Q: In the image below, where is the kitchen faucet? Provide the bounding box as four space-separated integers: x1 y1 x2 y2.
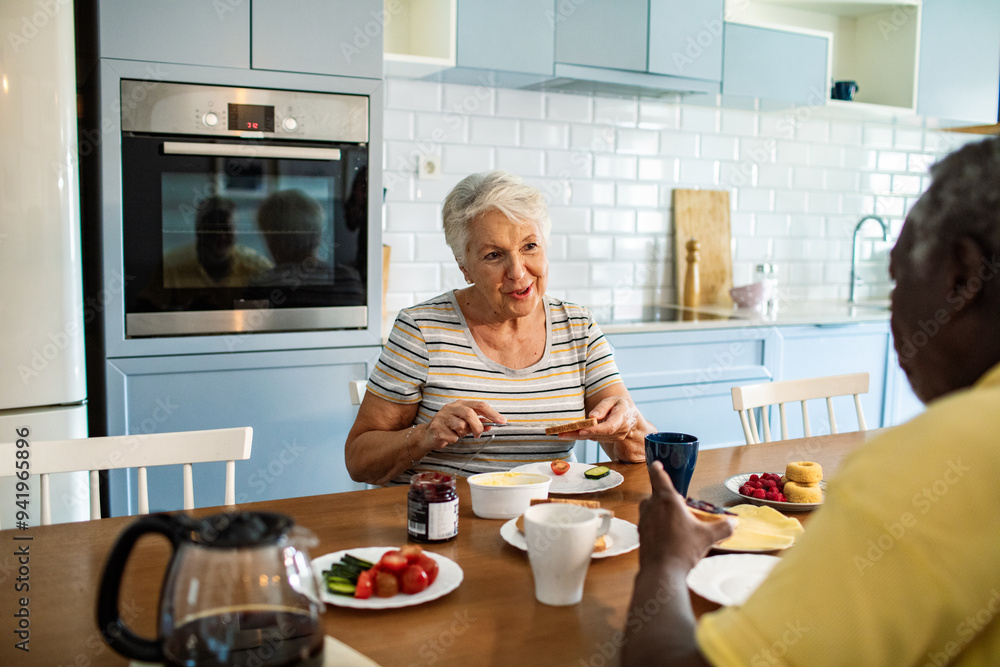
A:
849 215 891 303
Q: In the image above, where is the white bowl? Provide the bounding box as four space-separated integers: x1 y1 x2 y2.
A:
729 282 767 309
467 472 552 519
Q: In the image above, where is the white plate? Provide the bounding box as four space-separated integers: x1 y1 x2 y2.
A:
509 462 624 494
312 547 462 609
499 516 639 559
686 554 781 606
724 473 826 512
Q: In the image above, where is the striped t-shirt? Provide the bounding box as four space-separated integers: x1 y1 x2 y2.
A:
367 291 623 483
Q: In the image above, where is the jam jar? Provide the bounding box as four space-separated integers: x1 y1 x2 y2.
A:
407 472 458 543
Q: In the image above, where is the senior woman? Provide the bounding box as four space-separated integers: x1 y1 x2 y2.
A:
345 170 654 485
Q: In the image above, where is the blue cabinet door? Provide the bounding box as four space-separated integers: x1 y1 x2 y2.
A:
722 23 828 105
251 0 384 79
457 0 555 75
648 0 724 82
105 347 380 516
775 324 892 439
99 0 251 69
916 0 1000 124
554 0 649 72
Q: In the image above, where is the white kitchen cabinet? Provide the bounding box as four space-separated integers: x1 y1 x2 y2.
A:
383 0 457 77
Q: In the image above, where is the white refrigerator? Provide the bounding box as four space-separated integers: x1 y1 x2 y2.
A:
0 0 90 526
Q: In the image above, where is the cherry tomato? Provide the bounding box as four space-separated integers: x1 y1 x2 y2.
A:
374 570 399 598
400 564 430 595
550 460 571 475
377 550 409 575
354 569 375 599
415 553 439 585
400 544 424 563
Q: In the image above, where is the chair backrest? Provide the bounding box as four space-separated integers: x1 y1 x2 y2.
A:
0 427 252 526
731 373 869 444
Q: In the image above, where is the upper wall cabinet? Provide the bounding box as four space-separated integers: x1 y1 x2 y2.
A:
916 0 1000 125
722 23 829 105
99 0 251 69
456 0 554 77
552 0 724 94
725 0 921 112
98 0 383 79
384 0 457 78
252 0 384 79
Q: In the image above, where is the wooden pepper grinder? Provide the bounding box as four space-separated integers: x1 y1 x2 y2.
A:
683 238 701 309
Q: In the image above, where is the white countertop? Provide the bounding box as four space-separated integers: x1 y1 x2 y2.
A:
598 300 890 334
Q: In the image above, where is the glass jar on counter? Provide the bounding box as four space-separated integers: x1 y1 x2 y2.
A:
754 262 779 316
407 472 459 543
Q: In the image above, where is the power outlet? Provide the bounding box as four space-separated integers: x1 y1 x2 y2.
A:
418 154 442 180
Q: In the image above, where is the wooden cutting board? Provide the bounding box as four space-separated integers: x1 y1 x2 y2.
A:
672 189 733 306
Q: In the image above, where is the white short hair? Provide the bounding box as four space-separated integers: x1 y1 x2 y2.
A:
442 171 551 266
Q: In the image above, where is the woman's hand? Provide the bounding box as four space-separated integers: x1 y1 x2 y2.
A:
569 388 654 462
638 461 734 571
412 400 505 454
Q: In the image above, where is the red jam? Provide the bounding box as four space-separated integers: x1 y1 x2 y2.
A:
407 472 458 543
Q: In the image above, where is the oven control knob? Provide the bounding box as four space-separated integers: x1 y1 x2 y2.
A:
282 116 298 132
202 112 219 128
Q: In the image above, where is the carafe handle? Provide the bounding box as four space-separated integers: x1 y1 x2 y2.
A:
96 513 188 662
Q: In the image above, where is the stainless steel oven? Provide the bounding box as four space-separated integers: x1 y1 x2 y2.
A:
120 80 371 337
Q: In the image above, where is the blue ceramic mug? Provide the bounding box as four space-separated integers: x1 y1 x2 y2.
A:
644 432 699 496
831 80 859 101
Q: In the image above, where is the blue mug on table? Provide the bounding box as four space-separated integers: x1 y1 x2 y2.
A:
831 80 859 101
644 432 699 496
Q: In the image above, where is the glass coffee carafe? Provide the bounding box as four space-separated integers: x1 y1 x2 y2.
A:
97 511 325 666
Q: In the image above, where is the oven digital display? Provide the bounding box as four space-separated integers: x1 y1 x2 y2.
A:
228 103 275 132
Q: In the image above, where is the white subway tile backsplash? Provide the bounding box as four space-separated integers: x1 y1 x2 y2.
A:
720 109 757 136
382 79 938 315
443 84 496 116
593 209 636 233
469 117 518 145
638 157 679 181
386 202 441 232
442 145 493 174
496 147 545 176
571 124 616 151
680 106 720 133
660 130 699 158
549 206 591 233
595 155 638 180
547 150 593 178
522 120 570 149
386 79 441 111
638 100 679 129
568 235 615 260
546 93 593 123
701 135 739 160
617 128 660 155
495 89 544 119
617 183 659 207
384 110 414 140
569 180 615 206
678 158 718 185
595 97 639 126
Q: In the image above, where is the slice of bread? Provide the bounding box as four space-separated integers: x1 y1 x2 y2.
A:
515 497 612 552
544 417 598 435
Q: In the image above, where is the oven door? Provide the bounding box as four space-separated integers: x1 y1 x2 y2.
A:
121 135 368 337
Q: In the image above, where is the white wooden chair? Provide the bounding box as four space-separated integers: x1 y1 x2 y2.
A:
0 427 252 526
731 373 869 444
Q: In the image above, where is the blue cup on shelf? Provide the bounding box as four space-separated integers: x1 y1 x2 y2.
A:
644 432 700 496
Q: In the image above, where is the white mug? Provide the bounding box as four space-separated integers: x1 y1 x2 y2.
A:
523 503 613 606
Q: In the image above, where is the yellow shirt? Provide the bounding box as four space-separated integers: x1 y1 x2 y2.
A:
697 363 1000 666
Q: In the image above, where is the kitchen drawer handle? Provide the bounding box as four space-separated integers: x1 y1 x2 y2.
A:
162 141 342 161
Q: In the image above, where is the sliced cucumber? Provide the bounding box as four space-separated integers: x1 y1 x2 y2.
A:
342 554 376 570
584 465 611 480
325 577 357 596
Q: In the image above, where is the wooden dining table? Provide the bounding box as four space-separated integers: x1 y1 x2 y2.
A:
0 430 875 666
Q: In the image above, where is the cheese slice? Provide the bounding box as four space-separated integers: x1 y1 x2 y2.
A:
716 504 804 551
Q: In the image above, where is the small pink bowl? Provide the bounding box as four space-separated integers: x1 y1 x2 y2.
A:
729 282 767 309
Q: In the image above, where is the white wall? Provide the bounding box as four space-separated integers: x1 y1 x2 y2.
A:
381 77 979 320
